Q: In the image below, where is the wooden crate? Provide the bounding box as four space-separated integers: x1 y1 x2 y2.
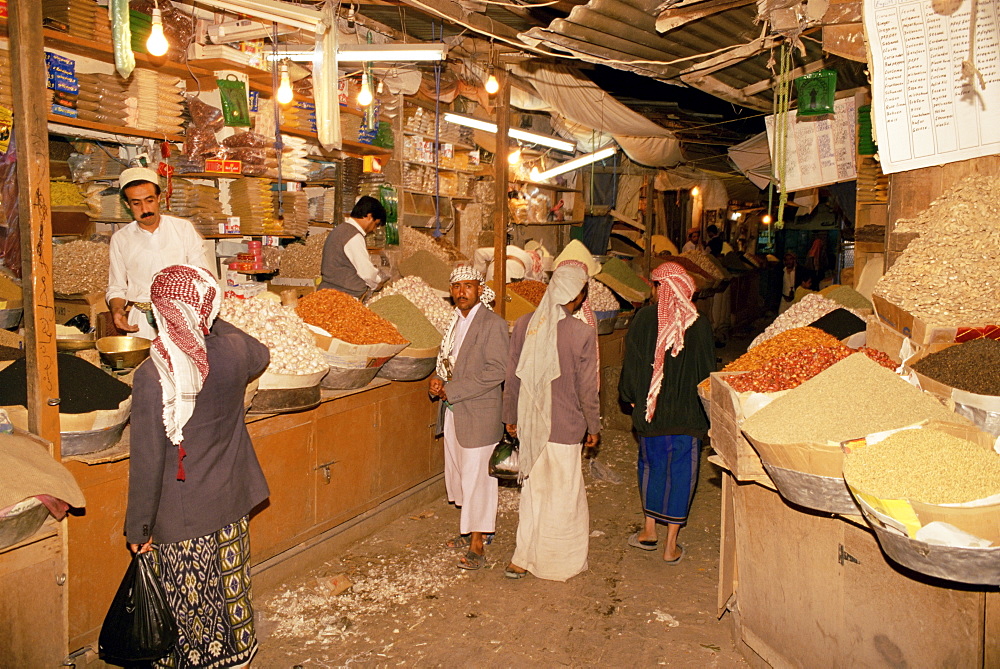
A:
708 372 769 482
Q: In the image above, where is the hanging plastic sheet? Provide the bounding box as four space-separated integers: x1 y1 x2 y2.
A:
314 2 342 152
110 0 135 79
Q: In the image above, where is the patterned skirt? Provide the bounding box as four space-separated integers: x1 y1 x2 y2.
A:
150 516 257 669
637 435 700 524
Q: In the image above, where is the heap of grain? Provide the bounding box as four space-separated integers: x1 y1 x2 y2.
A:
874 175 1000 325
220 296 327 375
0 354 130 413
750 293 861 349
368 276 453 334
911 339 1000 396
296 289 406 345
844 428 1000 503
52 240 109 295
368 295 442 349
820 285 873 311
278 231 328 279
742 353 967 444
680 251 727 279
392 226 451 265
508 280 547 306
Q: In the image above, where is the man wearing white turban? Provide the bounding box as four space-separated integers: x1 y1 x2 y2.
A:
429 265 508 570
502 262 600 581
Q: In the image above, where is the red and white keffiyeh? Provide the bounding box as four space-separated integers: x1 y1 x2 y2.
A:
645 262 698 422
150 265 221 479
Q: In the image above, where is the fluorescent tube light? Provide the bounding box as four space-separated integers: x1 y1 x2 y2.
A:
443 113 576 152
265 51 317 62
337 44 447 62
533 145 617 181
198 0 322 31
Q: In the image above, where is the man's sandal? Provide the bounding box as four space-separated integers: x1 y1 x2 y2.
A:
504 564 527 579
458 550 485 570
446 533 494 549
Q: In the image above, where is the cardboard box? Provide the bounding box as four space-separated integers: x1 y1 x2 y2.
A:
872 294 1000 346
0 272 22 310
53 290 107 325
708 372 770 482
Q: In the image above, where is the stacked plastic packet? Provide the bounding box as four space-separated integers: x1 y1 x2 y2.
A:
76 73 129 126
306 188 338 224
82 183 130 220
280 134 310 182
230 177 277 235
46 52 78 119
167 179 228 236
283 100 316 133
274 190 309 238
127 70 185 135
0 50 11 110
43 0 99 40
221 131 277 179
341 157 362 215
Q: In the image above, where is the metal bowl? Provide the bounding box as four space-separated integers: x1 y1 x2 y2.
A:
56 334 96 352
96 336 151 369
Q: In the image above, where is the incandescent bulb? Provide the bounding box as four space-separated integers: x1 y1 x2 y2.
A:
508 147 521 165
485 72 499 95
691 186 700 196
276 62 294 105
146 8 169 57
762 214 772 225
529 166 541 181
357 73 373 106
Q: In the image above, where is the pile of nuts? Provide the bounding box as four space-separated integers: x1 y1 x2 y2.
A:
220 296 328 375
588 278 620 312
297 289 407 345
680 251 727 279
875 176 1000 325
369 276 454 334
508 280 547 306
278 232 328 279
395 226 452 264
750 293 860 349
52 240 109 295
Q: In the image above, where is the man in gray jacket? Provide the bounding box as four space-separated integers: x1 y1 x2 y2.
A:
319 195 387 298
429 266 508 570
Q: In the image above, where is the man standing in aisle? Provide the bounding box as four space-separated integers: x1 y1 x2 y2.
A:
619 261 715 564
503 261 600 581
428 266 508 570
320 195 387 298
107 167 211 340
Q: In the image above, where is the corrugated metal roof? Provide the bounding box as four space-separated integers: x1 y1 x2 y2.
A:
356 3 534 41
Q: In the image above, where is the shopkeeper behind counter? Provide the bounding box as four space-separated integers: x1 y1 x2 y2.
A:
320 195 388 298
106 167 211 340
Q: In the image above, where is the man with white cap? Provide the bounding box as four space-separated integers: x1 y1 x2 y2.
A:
428 265 508 570
502 261 600 581
106 167 210 340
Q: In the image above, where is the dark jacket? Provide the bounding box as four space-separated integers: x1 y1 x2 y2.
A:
619 307 714 439
126 319 270 544
319 222 367 297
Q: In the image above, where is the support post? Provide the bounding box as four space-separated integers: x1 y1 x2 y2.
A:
10 0 61 446
493 71 510 318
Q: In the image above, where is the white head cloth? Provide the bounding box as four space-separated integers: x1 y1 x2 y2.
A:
435 265 490 380
514 262 587 480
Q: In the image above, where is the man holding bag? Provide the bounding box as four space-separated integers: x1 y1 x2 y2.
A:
428 266 508 570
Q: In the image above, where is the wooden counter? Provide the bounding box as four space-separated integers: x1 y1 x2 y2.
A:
62 378 443 656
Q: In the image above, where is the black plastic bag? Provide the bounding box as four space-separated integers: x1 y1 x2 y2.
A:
489 431 520 481
99 551 177 665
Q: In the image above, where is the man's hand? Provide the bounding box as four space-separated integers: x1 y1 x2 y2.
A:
111 307 139 333
129 537 153 554
584 432 600 449
428 377 447 401
506 424 517 437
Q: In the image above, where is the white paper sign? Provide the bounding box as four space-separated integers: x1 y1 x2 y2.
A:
864 0 1000 174
765 96 859 192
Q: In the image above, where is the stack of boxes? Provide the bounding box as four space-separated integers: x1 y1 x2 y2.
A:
46 51 78 119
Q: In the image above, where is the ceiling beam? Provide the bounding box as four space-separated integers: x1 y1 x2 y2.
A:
396 0 526 43
678 35 777 78
741 58 825 96
655 0 755 33
680 72 771 111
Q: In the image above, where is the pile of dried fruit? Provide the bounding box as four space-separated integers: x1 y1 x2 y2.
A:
279 231 328 279
508 280 547 306
369 276 453 334
297 289 406 346
220 296 328 375
845 428 1000 503
52 240 109 295
728 347 896 393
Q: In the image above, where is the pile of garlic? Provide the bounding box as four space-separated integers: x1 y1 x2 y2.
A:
369 276 454 334
588 278 620 312
220 295 328 375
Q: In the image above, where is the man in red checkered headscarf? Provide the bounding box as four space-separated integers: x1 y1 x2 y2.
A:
619 261 715 564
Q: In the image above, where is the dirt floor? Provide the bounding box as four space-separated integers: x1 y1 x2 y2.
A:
253 426 747 668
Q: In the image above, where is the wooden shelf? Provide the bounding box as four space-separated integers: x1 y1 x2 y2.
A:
403 160 478 174
278 126 393 157
402 188 473 200
48 115 185 143
511 179 581 193
402 130 474 151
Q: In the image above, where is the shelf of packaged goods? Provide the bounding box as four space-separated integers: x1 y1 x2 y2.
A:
48 115 185 143
511 180 582 193
278 126 393 157
402 188 473 201
403 160 479 174
175 172 239 179
402 130 474 151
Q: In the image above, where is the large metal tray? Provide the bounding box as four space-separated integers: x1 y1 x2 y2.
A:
762 462 861 515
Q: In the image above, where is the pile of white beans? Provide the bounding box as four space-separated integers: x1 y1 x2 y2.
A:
220 296 329 374
370 276 454 334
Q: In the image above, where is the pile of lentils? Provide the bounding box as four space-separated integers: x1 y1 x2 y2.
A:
911 339 1000 396
741 353 968 444
367 295 443 350
844 428 1000 504
508 280 548 306
0 353 131 413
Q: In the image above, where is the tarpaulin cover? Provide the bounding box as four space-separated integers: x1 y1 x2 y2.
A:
510 63 682 167
653 166 729 210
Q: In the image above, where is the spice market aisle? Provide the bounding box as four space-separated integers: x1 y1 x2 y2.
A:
253 428 747 667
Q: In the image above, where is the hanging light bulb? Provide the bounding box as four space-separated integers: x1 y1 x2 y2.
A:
146 7 169 57
357 72 373 107
691 186 700 197
529 166 541 181
762 214 773 225
508 146 522 165
276 60 294 105
485 68 500 95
